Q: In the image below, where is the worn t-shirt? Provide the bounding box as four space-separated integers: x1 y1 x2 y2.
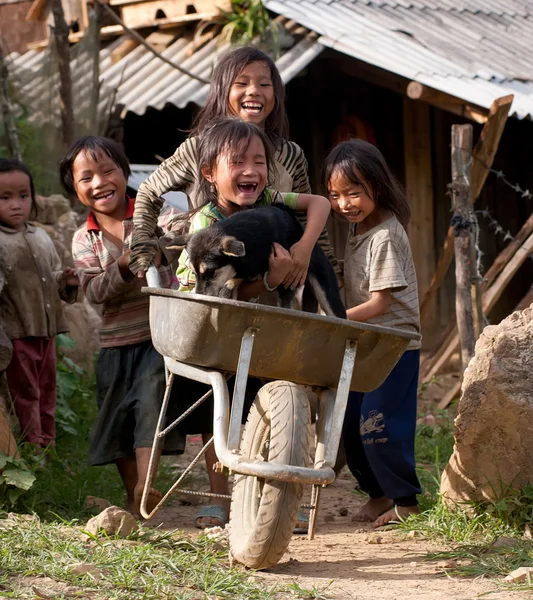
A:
343 215 421 350
176 189 298 292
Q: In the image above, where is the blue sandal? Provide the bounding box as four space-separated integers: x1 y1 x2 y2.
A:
194 505 229 529
293 509 309 534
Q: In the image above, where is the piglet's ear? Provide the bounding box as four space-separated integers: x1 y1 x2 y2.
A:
221 236 245 257
166 234 191 251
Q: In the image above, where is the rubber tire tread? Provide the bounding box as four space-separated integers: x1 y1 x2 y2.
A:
229 381 311 570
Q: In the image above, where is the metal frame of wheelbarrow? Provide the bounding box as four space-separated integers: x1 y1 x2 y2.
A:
140 326 357 541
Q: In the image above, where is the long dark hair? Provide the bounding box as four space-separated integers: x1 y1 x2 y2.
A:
324 139 410 228
192 46 288 147
0 158 37 221
193 116 273 212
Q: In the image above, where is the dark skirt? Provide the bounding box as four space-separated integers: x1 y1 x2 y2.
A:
88 340 185 466
168 375 263 434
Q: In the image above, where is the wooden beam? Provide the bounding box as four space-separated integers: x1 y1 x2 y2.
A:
25 0 46 20
482 232 533 311
403 98 436 337
424 230 533 385
481 211 533 289
111 37 139 63
515 283 533 311
407 81 489 124
437 379 461 410
407 82 467 106
422 210 533 382
0 0 32 6
419 95 514 320
94 0 209 83
338 57 409 97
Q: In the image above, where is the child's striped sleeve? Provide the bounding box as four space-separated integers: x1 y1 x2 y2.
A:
175 210 213 292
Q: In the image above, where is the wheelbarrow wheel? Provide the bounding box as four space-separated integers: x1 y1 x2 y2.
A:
229 381 311 570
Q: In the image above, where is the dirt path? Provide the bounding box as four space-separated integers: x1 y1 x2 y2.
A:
146 439 525 600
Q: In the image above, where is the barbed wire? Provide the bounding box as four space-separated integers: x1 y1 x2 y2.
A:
489 168 533 200
476 208 533 264
475 209 515 244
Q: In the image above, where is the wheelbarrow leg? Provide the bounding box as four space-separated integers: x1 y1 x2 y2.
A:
308 340 358 539
140 372 174 520
308 388 334 540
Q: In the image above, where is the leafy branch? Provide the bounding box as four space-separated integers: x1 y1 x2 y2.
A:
218 0 279 54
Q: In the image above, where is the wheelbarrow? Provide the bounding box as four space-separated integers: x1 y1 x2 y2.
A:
141 269 419 570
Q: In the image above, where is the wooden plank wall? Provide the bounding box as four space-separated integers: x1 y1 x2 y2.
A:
403 97 437 342
0 2 47 54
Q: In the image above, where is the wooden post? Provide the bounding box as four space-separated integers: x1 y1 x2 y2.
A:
88 3 103 135
451 124 476 370
0 46 22 161
51 0 74 148
403 98 436 336
420 95 513 320
423 228 533 385
421 210 533 382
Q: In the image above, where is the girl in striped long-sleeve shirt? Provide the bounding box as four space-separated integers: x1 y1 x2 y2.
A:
129 46 338 278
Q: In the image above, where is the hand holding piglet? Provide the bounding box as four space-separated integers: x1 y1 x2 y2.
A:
265 243 293 290
284 240 312 289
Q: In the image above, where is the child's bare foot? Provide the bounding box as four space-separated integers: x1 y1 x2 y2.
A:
132 484 162 518
351 497 393 522
373 504 420 528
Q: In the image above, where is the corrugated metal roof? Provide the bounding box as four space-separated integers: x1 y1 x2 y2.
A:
263 0 533 118
6 30 324 118
8 1 533 120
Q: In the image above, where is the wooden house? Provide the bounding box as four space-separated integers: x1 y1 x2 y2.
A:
4 0 533 356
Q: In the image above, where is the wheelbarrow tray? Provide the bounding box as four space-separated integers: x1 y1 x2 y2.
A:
146 288 419 392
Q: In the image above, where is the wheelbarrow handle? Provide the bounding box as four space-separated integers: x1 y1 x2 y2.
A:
146 265 162 288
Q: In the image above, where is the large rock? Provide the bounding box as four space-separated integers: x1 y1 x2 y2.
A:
0 375 18 457
441 307 533 504
35 210 81 267
0 330 12 373
0 260 11 372
32 199 100 372
62 299 101 373
34 194 71 225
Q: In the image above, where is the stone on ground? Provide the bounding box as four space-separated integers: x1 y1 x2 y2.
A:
440 307 533 504
85 506 137 538
504 566 533 583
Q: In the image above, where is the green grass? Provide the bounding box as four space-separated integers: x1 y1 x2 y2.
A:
393 407 533 588
414 411 455 510
0 516 285 599
0 344 328 599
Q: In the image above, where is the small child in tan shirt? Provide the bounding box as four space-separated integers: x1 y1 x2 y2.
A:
325 139 422 528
